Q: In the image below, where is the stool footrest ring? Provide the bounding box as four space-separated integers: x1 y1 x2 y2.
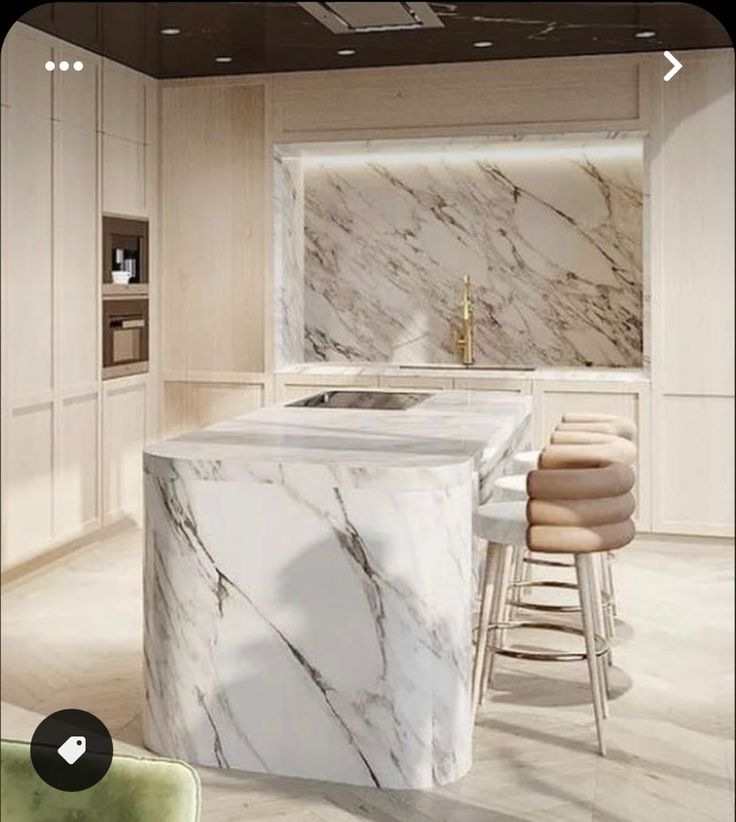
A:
507 580 581 613
486 620 608 662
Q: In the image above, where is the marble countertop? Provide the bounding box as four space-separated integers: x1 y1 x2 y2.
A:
277 362 649 383
145 390 532 483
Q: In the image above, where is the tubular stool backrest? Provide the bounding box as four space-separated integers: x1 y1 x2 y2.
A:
558 413 637 442
525 442 637 555
551 430 626 447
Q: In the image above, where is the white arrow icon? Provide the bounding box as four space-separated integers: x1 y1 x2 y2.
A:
663 51 682 82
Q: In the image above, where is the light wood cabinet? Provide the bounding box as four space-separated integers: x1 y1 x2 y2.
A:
5 107 53 400
102 134 146 217
102 61 146 143
55 122 98 390
5 404 54 567
3 27 52 117
56 393 99 538
103 379 147 523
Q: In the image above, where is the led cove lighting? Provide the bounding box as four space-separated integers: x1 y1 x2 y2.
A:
161 27 181 35
300 142 643 168
474 41 493 48
337 49 356 56
635 30 656 38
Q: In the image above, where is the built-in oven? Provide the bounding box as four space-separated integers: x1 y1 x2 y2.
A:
102 297 149 379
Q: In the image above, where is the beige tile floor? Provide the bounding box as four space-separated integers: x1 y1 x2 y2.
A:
1 527 733 821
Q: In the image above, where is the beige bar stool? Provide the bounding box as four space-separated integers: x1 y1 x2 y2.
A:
473 442 637 755
552 418 638 627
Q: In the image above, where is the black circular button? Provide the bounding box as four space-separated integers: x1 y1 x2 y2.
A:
30 709 113 791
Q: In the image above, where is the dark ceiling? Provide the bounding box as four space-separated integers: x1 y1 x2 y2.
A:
18 2 732 79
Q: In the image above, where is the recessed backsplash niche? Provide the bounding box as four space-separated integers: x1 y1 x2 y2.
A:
274 137 644 368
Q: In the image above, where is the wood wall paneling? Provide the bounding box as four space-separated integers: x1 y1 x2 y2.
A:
161 83 266 374
655 50 735 396
163 382 265 436
272 55 641 139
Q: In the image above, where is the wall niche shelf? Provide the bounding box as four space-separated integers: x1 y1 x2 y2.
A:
102 215 149 293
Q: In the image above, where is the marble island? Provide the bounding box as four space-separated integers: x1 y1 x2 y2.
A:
143 390 531 789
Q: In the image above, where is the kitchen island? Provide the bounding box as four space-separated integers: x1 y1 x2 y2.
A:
142 390 531 789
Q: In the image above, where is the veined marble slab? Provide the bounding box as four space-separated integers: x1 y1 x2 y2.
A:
143 391 530 789
298 143 642 367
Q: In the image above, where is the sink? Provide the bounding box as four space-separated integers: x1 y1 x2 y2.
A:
397 364 535 372
287 390 431 410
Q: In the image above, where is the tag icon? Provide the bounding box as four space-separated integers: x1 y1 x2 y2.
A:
57 735 86 765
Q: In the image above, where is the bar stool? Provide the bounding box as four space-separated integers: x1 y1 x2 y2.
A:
552 418 638 626
472 441 637 755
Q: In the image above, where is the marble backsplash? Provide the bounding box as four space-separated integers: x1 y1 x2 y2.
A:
274 138 644 368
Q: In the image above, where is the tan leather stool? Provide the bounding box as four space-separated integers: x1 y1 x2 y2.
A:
472 441 636 755
557 412 637 442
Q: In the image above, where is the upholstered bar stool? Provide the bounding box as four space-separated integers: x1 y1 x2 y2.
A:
552 417 638 628
472 441 637 755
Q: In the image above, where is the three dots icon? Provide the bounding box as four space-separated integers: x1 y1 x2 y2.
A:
45 60 84 72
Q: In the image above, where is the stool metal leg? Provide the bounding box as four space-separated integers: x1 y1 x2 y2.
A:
472 541 498 713
480 543 512 703
598 552 617 641
585 554 611 711
575 553 607 756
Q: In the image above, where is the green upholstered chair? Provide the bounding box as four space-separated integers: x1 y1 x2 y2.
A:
1 739 201 821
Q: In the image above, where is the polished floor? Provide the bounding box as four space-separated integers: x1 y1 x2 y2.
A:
1 528 733 821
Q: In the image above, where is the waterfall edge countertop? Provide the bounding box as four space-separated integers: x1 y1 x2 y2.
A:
142 391 531 789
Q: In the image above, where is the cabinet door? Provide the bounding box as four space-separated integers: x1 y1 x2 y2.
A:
55 122 98 389
103 380 147 523
653 395 734 536
5 403 54 567
56 394 99 538
5 108 53 399
102 135 146 217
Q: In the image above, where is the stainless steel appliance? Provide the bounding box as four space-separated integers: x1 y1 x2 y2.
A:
102 297 149 379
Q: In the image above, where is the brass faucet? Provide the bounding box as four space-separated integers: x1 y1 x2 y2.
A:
454 274 475 366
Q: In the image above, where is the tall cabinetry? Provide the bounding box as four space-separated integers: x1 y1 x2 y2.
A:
0 23 159 572
649 49 734 537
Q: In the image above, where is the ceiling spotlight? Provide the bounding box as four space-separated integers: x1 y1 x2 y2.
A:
635 30 656 38
44 60 55 71
73 60 84 71
473 41 493 48
337 49 356 56
215 56 233 63
160 27 180 35
59 60 69 71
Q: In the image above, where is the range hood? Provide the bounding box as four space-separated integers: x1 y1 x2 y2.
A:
298 2 444 34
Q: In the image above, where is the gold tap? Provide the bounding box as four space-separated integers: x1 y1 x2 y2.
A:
455 274 475 366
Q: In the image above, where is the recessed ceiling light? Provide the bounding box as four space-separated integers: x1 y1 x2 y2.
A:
474 41 493 48
215 56 233 63
635 30 656 38
337 49 356 56
160 27 180 35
